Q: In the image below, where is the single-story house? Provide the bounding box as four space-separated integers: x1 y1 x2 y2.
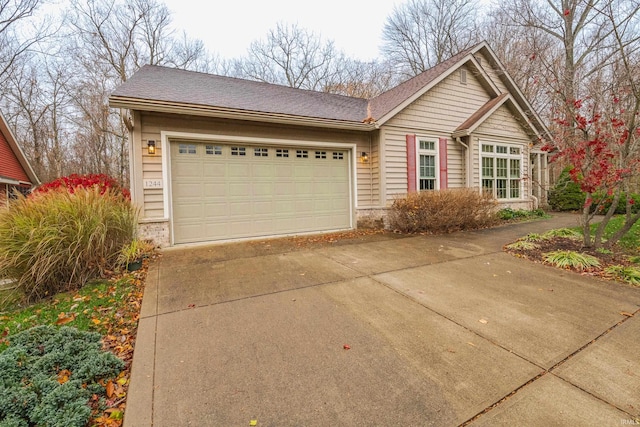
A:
109 41 551 247
0 111 39 206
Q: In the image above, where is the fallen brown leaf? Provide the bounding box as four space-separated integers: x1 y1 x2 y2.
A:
55 312 76 325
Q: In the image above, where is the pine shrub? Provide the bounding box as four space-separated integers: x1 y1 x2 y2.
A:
388 188 498 234
548 167 585 211
0 187 138 302
0 325 123 427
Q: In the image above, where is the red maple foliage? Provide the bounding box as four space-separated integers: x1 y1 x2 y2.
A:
33 173 131 200
544 96 640 247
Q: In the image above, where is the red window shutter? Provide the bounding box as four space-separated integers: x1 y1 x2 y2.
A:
439 138 448 189
406 134 417 193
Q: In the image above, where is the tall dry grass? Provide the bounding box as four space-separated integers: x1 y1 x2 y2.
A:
0 188 138 302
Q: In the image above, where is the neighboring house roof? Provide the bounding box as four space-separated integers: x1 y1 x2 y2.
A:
0 112 39 186
110 41 550 141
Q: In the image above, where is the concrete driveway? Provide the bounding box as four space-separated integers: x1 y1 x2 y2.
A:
124 213 640 426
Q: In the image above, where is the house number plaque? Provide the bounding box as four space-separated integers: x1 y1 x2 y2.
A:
143 179 163 189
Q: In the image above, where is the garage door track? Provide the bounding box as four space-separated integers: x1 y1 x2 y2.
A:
125 213 640 426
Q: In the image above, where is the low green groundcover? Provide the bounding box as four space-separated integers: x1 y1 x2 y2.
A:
0 325 123 427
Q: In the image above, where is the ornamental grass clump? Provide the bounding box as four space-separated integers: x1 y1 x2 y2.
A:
0 325 123 427
0 187 138 302
604 265 640 286
542 250 601 271
388 188 498 234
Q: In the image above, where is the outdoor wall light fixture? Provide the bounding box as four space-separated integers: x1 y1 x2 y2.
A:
147 140 156 155
361 152 369 163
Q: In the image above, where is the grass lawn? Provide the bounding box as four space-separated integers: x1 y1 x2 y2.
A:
0 263 149 426
592 215 640 252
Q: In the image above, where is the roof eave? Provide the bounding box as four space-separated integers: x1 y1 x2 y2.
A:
0 113 40 185
476 44 553 142
109 97 377 132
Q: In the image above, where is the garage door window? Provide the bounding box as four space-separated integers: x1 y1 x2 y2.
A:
254 148 268 157
205 145 222 155
333 152 344 160
179 144 197 154
276 149 289 158
231 147 246 156
315 151 327 159
296 150 308 158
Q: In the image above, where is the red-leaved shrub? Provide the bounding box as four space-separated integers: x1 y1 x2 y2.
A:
34 174 130 200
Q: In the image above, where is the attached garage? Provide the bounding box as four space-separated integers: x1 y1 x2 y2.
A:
111 44 552 247
169 138 353 244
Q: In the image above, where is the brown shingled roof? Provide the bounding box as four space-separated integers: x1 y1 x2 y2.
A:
111 65 370 123
455 93 509 134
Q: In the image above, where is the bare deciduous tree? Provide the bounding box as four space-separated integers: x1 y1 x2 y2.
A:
236 22 340 91
381 0 481 77
323 59 400 98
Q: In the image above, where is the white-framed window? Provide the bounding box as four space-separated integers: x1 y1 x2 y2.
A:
418 138 438 191
480 142 522 199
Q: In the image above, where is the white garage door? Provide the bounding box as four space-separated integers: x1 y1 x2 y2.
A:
170 141 352 244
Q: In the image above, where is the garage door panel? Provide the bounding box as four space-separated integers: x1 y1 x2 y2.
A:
203 182 226 197
204 202 229 217
171 142 351 244
173 162 202 178
228 163 251 177
252 164 274 177
203 167 225 178
295 182 313 193
253 182 273 196
229 182 250 195
274 182 295 195
275 165 294 177
173 205 204 219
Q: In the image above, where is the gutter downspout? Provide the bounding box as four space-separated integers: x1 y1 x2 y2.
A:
456 137 469 187
455 136 468 149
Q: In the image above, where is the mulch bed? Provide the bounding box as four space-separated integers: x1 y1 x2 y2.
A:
504 236 636 281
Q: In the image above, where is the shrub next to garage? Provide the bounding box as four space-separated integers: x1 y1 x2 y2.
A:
389 188 499 234
0 184 138 302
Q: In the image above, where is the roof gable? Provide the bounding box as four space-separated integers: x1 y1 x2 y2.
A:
452 93 542 140
109 41 550 142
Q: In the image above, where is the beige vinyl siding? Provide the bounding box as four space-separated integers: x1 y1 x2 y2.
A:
475 104 532 141
137 112 375 219
474 52 509 94
389 64 491 132
381 64 490 203
356 131 381 207
381 129 408 203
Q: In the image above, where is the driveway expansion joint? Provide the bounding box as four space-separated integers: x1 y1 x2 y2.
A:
458 307 640 426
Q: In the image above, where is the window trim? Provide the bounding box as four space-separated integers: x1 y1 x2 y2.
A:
479 140 524 200
416 137 440 191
